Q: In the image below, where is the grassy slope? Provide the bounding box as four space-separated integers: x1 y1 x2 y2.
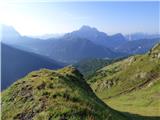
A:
107 78 160 116
88 44 160 116
73 58 126 79
73 58 113 79
1 67 129 120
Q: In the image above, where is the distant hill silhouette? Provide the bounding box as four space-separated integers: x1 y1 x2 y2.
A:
1 43 63 90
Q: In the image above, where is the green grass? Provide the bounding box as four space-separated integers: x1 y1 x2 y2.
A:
88 43 160 117
1 67 129 120
90 54 160 101
89 44 160 98
105 79 160 116
73 58 125 79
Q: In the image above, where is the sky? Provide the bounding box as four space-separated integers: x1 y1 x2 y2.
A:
0 1 159 36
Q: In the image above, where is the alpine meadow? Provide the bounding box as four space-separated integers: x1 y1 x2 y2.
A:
1 1 160 120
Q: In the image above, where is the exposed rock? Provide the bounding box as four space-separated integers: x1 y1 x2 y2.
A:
158 53 160 59
37 82 46 90
128 56 136 65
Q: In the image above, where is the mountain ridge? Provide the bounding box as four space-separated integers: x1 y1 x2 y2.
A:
1 66 129 120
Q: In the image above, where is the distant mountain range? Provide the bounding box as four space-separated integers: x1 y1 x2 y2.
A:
126 33 160 41
27 37 121 63
1 25 124 63
115 38 160 54
1 43 63 90
2 25 160 63
64 25 127 49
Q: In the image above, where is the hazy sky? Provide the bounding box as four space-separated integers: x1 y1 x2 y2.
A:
0 1 159 36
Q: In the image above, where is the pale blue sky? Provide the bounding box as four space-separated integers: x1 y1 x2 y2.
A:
0 1 159 35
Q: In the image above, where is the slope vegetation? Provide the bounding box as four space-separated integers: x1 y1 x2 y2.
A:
88 43 160 116
73 58 125 79
1 67 129 120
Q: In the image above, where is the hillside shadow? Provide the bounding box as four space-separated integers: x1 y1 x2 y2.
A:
121 111 160 120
